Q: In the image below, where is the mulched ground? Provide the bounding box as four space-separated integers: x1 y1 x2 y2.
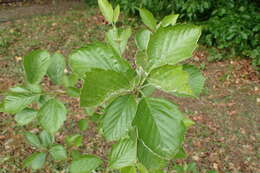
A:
0 1 259 172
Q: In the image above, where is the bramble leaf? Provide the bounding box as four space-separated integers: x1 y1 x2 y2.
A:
15 108 37 126
23 152 46 170
69 155 102 173
47 53 66 85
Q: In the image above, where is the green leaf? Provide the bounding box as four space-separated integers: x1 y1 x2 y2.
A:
173 147 187 159
147 24 201 70
80 69 132 107
137 140 167 170
139 8 157 31
71 150 82 160
183 64 205 97
103 95 137 141
69 43 134 78
133 97 185 158
120 166 137 173
109 138 137 169
15 108 37 126
78 119 89 131
24 132 42 148
160 14 179 27
136 164 149 173
135 29 151 50
49 144 67 161
23 50 51 84
106 27 132 56
4 86 40 114
47 53 66 85
23 152 46 170
62 73 79 88
65 134 83 147
183 117 195 128
98 0 114 24
0 102 4 112
39 130 54 148
113 4 120 23
38 99 67 134
135 51 149 71
66 87 80 97
148 65 193 96
141 85 156 97
69 155 102 173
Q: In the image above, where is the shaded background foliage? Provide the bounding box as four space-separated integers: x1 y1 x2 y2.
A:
85 0 260 69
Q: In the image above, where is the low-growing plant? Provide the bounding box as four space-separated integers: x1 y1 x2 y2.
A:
0 0 205 172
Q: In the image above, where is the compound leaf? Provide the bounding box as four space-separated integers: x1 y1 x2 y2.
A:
69 155 102 173
49 144 67 161
139 8 157 31
47 53 66 85
15 108 37 126
23 152 46 170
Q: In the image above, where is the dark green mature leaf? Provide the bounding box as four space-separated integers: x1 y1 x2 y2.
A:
137 140 167 170
109 138 137 169
135 29 151 50
69 42 134 78
47 53 66 85
15 108 37 126
39 130 54 148
23 152 46 170
160 14 179 27
103 95 137 141
147 24 201 70
98 0 114 24
38 99 67 134
3 86 40 114
0 102 4 112
49 145 67 161
183 64 205 96
139 8 157 31
80 69 132 107
148 65 193 96
69 155 102 173
24 132 42 148
23 50 51 84
106 27 132 56
134 97 185 158
65 134 83 147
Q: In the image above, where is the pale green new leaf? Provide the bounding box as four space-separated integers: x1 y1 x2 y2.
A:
133 97 185 158
38 99 67 134
113 5 120 23
4 86 40 114
135 29 151 50
49 145 67 161
137 140 167 170
103 95 137 141
135 51 149 71
23 50 51 84
106 27 132 56
120 166 137 173
24 132 42 148
148 65 193 95
80 69 132 107
47 53 66 85
78 119 89 131
147 24 201 69
160 14 179 27
68 43 134 78
139 8 157 31
65 134 83 147
23 152 46 170
15 108 37 126
69 155 102 173
109 138 137 169
39 130 54 148
98 0 114 24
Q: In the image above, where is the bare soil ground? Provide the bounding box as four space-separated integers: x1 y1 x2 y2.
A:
0 1 259 173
